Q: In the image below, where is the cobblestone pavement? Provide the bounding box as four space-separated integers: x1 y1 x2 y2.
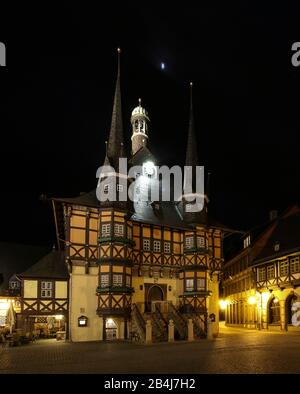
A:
1 325 300 373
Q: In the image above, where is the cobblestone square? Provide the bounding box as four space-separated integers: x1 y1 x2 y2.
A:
1 325 300 374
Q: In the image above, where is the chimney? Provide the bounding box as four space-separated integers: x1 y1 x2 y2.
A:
269 210 278 221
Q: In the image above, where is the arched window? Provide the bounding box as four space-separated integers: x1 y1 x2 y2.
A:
286 294 300 325
269 298 280 324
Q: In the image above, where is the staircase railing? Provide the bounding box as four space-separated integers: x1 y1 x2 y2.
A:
132 304 146 342
153 304 168 341
168 303 187 339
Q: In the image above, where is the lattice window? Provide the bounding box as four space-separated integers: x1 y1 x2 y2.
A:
197 236 206 248
279 260 289 277
104 184 110 193
41 281 52 298
143 239 150 251
185 236 194 249
153 240 161 252
101 224 111 237
113 274 123 287
197 278 206 290
100 274 109 288
186 279 194 292
290 257 300 274
267 265 275 279
126 275 131 287
258 267 266 282
243 235 251 249
164 242 171 254
9 281 19 289
117 184 123 192
114 223 124 237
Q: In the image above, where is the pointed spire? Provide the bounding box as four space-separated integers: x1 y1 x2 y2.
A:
107 48 125 168
103 141 111 166
185 82 198 168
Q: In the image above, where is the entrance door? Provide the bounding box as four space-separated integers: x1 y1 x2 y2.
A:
146 285 164 312
105 318 117 340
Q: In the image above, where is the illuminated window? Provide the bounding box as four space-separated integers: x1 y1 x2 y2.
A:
114 223 124 237
185 279 194 292
243 235 251 249
127 227 132 239
274 242 280 252
185 236 194 249
290 257 300 273
113 274 123 287
267 265 275 279
9 281 19 289
153 240 161 252
143 239 150 251
197 278 205 290
164 242 171 254
41 282 52 298
101 224 111 237
117 184 123 192
126 275 131 287
197 236 206 248
279 260 289 277
258 268 266 282
101 274 109 288
104 184 109 193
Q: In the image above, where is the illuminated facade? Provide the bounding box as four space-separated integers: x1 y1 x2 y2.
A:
223 206 300 331
50 50 231 342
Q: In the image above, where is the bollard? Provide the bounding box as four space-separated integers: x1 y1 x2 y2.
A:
188 319 194 341
146 320 152 344
168 319 174 342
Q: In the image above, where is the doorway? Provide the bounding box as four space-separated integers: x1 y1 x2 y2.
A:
145 284 166 312
105 318 117 340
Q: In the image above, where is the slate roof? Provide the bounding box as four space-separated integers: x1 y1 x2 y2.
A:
0 242 51 295
252 208 300 265
18 250 69 279
54 188 233 233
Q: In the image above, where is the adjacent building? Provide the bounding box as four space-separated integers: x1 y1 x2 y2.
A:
223 206 300 331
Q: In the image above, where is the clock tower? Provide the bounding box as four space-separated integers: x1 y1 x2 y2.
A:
131 98 150 155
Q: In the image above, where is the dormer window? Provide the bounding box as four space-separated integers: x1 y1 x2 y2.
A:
274 242 280 252
104 184 109 193
243 235 251 249
117 184 123 192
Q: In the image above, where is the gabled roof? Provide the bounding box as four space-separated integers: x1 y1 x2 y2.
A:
0 242 51 294
252 205 300 265
18 250 69 280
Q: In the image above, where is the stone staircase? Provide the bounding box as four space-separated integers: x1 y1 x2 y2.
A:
131 302 206 342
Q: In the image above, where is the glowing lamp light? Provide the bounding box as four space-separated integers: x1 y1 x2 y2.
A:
0 300 10 311
160 62 165 70
143 161 155 176
219 300 228 310
55 315 64 320
248 296 257 305
107 318 114 325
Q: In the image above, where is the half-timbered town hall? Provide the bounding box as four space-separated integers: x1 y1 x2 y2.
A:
15 50 232 342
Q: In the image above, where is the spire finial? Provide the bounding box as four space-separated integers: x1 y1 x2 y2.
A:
138 97 142 106
105 140 108 155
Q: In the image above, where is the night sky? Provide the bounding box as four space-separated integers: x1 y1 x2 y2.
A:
1 2 300 246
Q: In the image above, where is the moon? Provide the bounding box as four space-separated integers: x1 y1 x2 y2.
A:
160 62 165 70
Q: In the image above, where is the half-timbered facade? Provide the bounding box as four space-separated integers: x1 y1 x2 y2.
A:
51 50 231 342
17 250 69 336
223 206 300 331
